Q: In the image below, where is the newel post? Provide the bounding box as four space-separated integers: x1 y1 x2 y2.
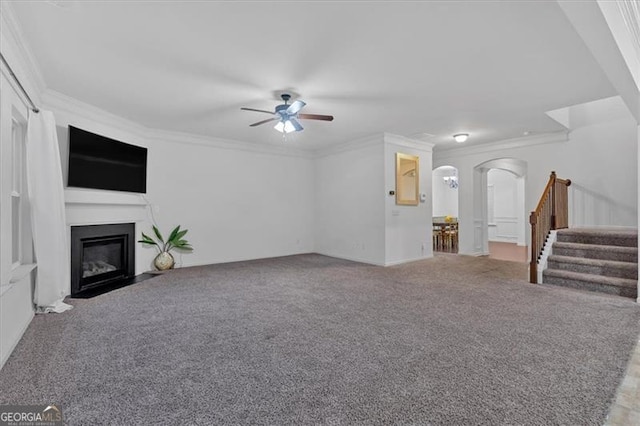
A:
550 171 557 230
529 211 538 283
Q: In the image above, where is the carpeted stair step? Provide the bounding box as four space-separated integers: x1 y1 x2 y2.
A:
547 255 637 280
552 242 638 263
556 228 637 247
543 269 637 299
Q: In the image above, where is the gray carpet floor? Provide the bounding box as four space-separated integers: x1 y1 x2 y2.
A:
1 254 639 425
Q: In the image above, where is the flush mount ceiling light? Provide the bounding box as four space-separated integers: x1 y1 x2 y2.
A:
241 94 334 134
453 133 469 143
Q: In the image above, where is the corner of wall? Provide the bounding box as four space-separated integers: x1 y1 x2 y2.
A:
383 135 434 266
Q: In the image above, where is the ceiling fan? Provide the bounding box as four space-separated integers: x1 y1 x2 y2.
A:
241 94 334 133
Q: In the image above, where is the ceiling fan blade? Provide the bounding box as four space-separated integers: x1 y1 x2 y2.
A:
289 118 303 132
286 100 306 115
298 113 334 121
241 107 275 115
249 117 278 127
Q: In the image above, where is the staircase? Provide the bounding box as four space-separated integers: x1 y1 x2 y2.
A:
543 228 638 299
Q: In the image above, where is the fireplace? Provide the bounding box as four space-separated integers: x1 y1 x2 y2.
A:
71 223 135 296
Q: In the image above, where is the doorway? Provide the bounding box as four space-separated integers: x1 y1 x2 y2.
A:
432 166 459 253
486 169 527 262
473 158 527 261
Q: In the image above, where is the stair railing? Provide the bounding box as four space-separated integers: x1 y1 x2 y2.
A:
529 171 571 283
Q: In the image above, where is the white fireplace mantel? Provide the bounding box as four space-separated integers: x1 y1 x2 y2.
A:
64 188 148 226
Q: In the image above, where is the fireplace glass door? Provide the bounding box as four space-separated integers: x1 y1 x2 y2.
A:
82 237 125 283
71 223 135 295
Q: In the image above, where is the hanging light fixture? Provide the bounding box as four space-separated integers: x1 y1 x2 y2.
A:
443 176 458 189
442 168 459 189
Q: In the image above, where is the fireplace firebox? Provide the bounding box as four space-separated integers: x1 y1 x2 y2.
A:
71 223 135 296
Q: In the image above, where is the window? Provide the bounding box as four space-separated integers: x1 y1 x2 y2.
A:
11 118 24 267
10 113 32 270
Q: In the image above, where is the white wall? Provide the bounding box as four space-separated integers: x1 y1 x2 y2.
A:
435 96 638 255
46 92 316 280
487 169 518 243
148 137 315 267
46 94 438 285
52 102 154 275
315 136 386 265
315 133 434 266
384 135 434 265
432 166 458 218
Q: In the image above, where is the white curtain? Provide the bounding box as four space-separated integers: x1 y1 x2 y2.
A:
26 110 72 313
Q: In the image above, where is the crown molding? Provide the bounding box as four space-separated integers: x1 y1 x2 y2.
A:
42 90 313 159
42 89 149 138
313 132 435 159
384 132 435 152
434 131 569 161
0 2 47 98
146 128 313 159
313 133 384 158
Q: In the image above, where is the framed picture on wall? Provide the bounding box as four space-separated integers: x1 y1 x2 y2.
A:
396 153 419 205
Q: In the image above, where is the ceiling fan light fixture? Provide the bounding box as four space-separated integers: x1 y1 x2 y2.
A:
283 120 296 133
274 119 297 133
243 93 333 134
453 133 469 143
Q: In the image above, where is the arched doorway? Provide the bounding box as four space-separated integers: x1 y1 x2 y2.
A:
432 165 459 253
473 158 527 260
486 169 527 262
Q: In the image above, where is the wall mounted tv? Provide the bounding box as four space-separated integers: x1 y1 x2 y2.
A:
68 126 148 193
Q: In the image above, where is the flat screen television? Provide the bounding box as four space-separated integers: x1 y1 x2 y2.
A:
68 126 147 193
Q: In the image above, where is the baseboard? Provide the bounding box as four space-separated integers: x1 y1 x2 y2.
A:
461 251 489 257
315 252 435 267
313 252 385 266
383 255 433 266
174 250 317 269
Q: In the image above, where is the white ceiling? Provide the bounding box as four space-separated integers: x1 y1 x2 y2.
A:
9 1 615 150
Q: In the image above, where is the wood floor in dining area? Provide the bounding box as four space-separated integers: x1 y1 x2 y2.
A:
488 241 528 263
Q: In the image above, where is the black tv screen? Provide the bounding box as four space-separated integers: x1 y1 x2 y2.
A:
68 126 147 193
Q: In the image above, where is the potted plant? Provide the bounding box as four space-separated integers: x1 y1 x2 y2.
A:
138 225 193 271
